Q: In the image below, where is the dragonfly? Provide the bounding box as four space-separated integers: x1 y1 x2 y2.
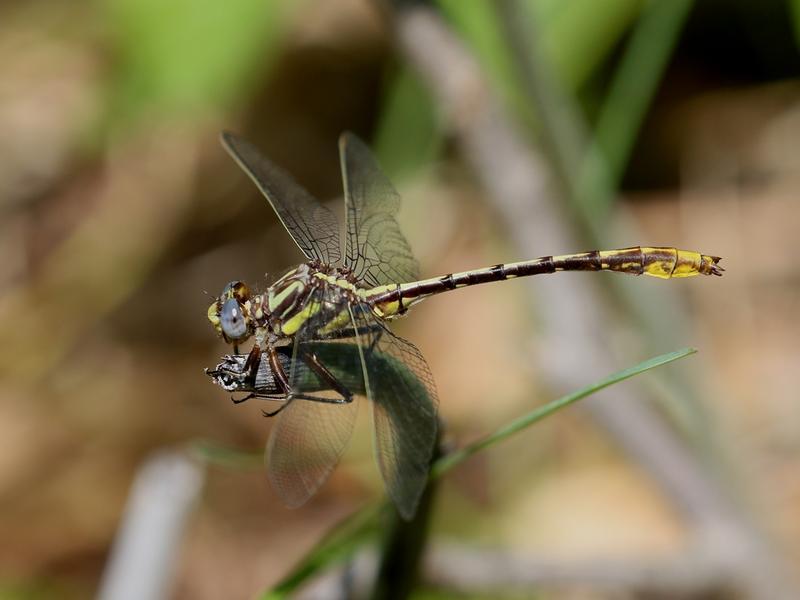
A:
206 131 723 519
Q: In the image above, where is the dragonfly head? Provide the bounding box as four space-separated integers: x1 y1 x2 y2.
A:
208 280 254 344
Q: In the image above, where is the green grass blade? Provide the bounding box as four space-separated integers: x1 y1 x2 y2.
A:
261 504 385 600
583 0 694 219
431 347 697 478
259 347 696 597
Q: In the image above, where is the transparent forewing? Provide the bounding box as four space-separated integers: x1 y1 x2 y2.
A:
348 303 438 519
267 388 358 507
339 133 419 288
221 132 341 265
266 287 361 507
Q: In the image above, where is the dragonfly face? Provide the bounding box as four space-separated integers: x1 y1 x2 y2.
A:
207 280 254 344
206 131 721 520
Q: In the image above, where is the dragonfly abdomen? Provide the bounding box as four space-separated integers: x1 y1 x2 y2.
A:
369 246 722 318
526 247 722 279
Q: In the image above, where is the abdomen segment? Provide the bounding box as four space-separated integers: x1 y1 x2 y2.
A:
368 246 723 318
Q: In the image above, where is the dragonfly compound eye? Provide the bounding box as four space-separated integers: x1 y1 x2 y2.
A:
220 297 248 341
221 280 250 302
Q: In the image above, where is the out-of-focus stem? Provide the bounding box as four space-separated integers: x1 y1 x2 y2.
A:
369 423 443 600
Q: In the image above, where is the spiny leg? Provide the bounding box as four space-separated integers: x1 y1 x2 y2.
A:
302 351 354 405
366 327 384 354
243 344 262 388
231 392 284 405
260 392 352 417
259 345 354 418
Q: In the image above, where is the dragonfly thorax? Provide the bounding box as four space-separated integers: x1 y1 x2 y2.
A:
264 262 364 338
267 264 314 322
209 263 367 348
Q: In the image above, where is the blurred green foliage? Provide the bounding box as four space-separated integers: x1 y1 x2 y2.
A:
790 0 800 44
436 0 644 128
374 67 440 181
525 0 643 91
436 0 528 123
101 0 288 128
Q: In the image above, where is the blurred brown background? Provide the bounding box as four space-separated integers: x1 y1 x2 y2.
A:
1 0 799 598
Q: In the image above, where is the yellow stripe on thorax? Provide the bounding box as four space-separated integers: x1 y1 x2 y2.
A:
313 272 358 291
268 280 304 313
319 308 352 335
282 273 384 334
280 299 321 336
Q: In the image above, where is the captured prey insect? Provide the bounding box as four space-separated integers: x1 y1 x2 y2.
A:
206 131 723 519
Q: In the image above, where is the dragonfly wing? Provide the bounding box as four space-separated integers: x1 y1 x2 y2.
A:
339 132 419 287
267 386 358 508
266 287 362 507
348 304 438 519
221 131 341 265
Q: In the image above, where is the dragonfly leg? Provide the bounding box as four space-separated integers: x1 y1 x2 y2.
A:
260 394 332 419
367 327 384 354
257 393 346 417
301 351 354 405
242 344 262 387
263 405 288 417
266 343 292 393
231 392 284 405
254 345 355 418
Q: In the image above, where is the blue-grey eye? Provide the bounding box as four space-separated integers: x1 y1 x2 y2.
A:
220 298 247 340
